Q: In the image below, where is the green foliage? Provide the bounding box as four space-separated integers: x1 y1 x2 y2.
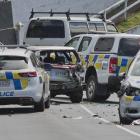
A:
117 11 140 32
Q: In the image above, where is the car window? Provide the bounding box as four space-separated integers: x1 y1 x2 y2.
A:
88 22 105 32
118 38 140 57
130 57 140 76
78 37 92 52
94 37 114 51
65 37 80 49
39 50 80 64
30 54 38 67
69 22 88 37
26 19 65 38
0 56 28 70
107 23 118 32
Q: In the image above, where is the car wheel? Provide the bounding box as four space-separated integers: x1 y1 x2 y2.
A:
70 90 83 103
50 92 56 98
118 102 132 125
45 96 50 108
86 75 108 102
34 98 45 112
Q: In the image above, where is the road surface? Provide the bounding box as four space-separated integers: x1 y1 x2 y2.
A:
0 93 140 140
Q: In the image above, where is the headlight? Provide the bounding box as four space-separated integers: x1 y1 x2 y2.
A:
134 89 140 96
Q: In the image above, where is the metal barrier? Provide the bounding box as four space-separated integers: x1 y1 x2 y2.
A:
99 0 140 22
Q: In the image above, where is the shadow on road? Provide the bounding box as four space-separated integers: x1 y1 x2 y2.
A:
51 96 72 105
0 106 34 115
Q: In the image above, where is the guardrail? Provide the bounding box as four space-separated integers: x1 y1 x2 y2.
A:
99 0 140 22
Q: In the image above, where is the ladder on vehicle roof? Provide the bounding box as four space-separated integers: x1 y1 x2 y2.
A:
29 9 106 21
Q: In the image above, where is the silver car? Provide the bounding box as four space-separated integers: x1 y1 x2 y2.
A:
118 50 140 124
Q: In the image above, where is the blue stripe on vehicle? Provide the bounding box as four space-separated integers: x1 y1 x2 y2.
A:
93 55 98 63
85 55 89 63
13 80 22 90
121 59 128 67
133 96 140 101
6 72 13 79
104 55 110 59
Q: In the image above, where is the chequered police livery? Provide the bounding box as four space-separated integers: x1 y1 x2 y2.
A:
80 54 133 76
0 72 28 90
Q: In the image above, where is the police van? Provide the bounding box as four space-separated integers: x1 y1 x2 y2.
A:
65 33 140 101
23 9 118 46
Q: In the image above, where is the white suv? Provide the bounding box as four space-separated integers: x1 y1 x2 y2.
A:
65 33 140 101
23 10 118 46
0 46 50 112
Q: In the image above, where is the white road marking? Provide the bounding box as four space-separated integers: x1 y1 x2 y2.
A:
80 104 140 138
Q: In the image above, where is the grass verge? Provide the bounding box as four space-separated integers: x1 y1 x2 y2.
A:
116 10 140 32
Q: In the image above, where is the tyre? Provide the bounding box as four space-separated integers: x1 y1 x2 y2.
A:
118 102 132 125
70 90 83 103
50 92 56 98
34 98 45 112
86 75 108 102
45 96 50 109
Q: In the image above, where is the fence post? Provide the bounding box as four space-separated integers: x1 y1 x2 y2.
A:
124 0 128 20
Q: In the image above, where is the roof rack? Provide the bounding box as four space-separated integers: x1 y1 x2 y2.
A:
29 9 106 21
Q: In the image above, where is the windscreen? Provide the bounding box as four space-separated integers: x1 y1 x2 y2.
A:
26 19 65 38
130 57 140 76
0 56 28 70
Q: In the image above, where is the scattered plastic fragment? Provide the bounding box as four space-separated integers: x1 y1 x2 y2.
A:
72 116 83 120
131 119 140 125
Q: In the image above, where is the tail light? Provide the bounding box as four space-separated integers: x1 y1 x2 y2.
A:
109 57 118 73
19 71 37 77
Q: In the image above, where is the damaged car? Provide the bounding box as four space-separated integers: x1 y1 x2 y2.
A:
29 46 83 103
118 50 140 124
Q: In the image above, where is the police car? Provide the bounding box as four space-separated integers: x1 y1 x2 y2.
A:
29 46 83 103
0 46 50 112
65 33 140 101
118 50 140 124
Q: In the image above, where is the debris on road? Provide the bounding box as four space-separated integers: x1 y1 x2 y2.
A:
131 119 140 125
62 115 72 119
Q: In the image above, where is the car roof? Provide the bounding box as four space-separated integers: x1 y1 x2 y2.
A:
73 33 140 38
28 46 75 51
0 47 32 57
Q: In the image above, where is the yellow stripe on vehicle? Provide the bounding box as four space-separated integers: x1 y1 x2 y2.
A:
125 95 133 103
21 79 28 89
119 67 127 73
95 63 102 69
118 57 122 66
88 55 94 64
0 73 7 80
98 54 104 59
13 72 21 79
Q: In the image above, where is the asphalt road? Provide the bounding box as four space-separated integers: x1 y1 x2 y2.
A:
0 93 140 140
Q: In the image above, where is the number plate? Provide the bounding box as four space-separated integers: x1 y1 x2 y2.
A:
48 69 69 81
0 80 10 87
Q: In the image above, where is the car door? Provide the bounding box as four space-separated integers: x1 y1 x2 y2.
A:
65 36 82 51
77 36 92 65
